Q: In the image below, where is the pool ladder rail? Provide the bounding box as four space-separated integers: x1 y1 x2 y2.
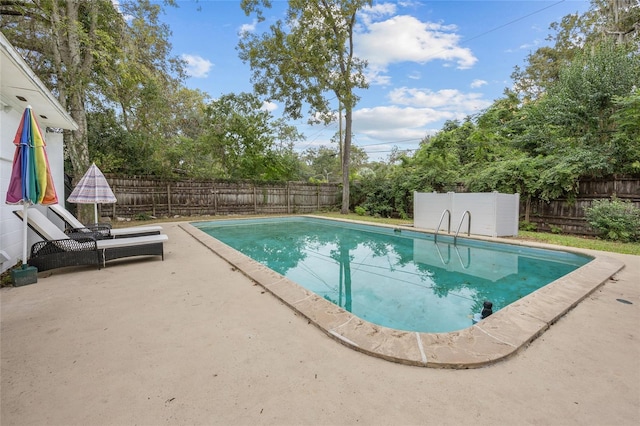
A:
434 209 471 245
454 210 471 245
434 209 451 243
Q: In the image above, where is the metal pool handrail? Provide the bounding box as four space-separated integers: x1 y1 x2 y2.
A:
434 209 451 243
454 210 471 245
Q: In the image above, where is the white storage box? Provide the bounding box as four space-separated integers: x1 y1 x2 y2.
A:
413 191 520 237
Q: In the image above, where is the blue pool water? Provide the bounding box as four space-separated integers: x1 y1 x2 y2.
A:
194 217 592 333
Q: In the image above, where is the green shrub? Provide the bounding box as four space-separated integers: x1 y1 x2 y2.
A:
550 225 563 234
1 261 24 287
354 206 367 216
519 220 537 231
585 197 640 242
1 269 13 287
134 212 153 221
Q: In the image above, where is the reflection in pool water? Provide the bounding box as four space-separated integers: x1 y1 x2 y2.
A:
195 217 591 333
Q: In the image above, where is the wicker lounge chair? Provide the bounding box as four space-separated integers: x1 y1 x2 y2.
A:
13 208 168 272
48 204 162 238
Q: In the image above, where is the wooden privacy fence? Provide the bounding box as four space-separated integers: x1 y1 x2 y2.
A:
100 176 341 218
94 175 637 236
524 176 640 235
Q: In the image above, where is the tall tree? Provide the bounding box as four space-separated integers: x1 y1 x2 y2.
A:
511 0 639 101
511 12 587 101
0 0 184 183
238 0 370 213
593 0 640 45
534 40 639 163
302 146 341 182
200 92 304 180
1 1 118 178
611 88 640 174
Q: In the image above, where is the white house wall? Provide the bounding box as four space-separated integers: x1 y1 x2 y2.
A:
1 32 77 273
1 108 66 272
0 106 22 271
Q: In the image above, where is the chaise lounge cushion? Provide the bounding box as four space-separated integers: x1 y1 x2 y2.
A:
13 208 168 271
48 204 162 238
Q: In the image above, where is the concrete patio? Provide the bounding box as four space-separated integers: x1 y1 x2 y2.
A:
1 221 638 425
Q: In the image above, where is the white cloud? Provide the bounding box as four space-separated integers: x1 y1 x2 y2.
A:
360 2 397 26
388 87 491 111
261 101 278 112
296 85 492 158
181 54 213 78
505 38 541 53
364 67 392 86
398 1 421 7
351 105 459 143
111 0 133 21
355 14 477 84
239 19 257 35
470 79 487 88
344 87 492 144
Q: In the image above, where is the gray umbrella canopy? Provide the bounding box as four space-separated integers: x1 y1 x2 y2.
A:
67 163 117 223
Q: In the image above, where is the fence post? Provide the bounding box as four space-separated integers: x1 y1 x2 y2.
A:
287 182 291 214
167 184 171 216
254 184 258 214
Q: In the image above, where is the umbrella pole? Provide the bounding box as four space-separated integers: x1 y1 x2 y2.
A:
22 204 28 268
94 204 98 224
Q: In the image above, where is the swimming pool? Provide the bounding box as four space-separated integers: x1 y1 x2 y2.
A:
194 217 591 333
183 216 623 368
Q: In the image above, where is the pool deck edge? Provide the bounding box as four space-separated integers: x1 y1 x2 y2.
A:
179 220 625 369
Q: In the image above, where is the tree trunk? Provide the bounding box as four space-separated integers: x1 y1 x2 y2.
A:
67 91 92 224
49 1 94 223
341 107 352 214
66 92 90 177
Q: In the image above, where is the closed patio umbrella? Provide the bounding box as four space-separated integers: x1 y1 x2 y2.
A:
5 106 59 268
67 163 117 224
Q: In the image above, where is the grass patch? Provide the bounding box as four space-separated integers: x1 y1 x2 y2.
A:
318 212 411 226
515 231 640 255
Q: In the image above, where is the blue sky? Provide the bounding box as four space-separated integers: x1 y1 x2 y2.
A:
155 0 590 161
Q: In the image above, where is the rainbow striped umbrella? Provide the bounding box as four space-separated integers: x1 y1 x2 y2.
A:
67 163 117 224
5 106 59 266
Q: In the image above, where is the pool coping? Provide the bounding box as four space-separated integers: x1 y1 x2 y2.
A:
179 216 625 369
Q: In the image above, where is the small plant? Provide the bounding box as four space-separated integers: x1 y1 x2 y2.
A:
354 206 367 216
585 197 640 242
550 225 563 234
519 220 537 231
1 261 24 287
134 212 153 221
1 269 13 287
